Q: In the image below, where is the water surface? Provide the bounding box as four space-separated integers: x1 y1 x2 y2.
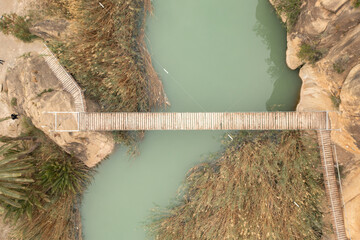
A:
82 0 301 239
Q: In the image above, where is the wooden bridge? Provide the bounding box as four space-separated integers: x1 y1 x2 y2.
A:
42 46 349 240
52 111 329 131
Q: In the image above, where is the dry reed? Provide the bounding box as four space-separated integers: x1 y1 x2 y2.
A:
148 131 327 240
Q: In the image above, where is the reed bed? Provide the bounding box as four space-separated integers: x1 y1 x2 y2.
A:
148 131 327 240
42 0 166 112
35 0 167 147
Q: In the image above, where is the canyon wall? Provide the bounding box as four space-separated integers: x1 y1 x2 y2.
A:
272 0 360 238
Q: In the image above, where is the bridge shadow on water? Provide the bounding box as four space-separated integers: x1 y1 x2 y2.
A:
254 0 302 111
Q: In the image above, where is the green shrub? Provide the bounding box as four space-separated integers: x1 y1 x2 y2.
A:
298 43 323 64
331 94 341 109
11 97 17 106
275 0 302 30
37 88 54 97
39 157 92 196
333 61 346 74
0 14 36 42
354 0 360 8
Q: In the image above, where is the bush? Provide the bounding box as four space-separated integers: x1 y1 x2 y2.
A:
331 94 341 109
11 97 17 106
37 88 54 97
275 0 302 30
0 14 36 42
354 0 360 8
39 157 92 196
333 60 346 74
298 43 323 64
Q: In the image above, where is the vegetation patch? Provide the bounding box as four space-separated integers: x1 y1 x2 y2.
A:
332 58 349 74
148 131 327 239
0 13 36 42
331 94 341 109
298 43 323 64
37 88 54 97
10 97 17 107
354 0 360 8
274 0 302 30
0 118 93 240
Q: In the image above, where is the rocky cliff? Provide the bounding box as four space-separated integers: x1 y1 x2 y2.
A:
0 53 115 167
271 0 360 238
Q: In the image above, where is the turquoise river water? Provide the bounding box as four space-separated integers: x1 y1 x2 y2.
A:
81 0 302 239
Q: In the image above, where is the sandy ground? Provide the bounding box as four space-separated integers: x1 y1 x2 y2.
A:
0 0 44 88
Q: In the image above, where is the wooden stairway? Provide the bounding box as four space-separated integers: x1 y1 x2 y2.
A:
41 46 86 113
318 130 347 240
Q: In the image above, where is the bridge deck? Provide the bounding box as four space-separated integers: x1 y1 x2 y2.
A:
78 111 328 131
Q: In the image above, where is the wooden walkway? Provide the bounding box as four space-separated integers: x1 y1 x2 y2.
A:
42 47 347 240
318 130 347 240
78 111 328 131
41 46 86 112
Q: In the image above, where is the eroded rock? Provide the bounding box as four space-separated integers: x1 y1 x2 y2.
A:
286 35 304 69
3 54 115 167
321 0 348 12
270 0 360 236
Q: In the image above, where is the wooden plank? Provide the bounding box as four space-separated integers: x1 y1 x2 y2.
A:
75 112 330 131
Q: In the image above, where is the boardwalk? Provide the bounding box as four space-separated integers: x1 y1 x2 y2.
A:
76 111 329 131
318 130 347 240
42 48 347 240
41 46 86 112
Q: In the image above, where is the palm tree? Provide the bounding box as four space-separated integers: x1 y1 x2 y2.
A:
0 141 34 211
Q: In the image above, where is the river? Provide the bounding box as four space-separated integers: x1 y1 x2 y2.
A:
81 0 301 239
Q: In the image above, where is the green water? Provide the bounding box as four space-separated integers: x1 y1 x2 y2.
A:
81 0 301 239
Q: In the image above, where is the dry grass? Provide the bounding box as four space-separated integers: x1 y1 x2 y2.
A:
35 0 166 146
41 0 166 112
148 131 327 240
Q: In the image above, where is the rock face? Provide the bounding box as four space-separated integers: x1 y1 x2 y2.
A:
321 0 348 12
2 54 115 167
341 64 360 150
270 0 360 238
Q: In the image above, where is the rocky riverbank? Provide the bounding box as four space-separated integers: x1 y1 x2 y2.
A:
1 54 115 167
271 0 360 238
0 0 115 167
